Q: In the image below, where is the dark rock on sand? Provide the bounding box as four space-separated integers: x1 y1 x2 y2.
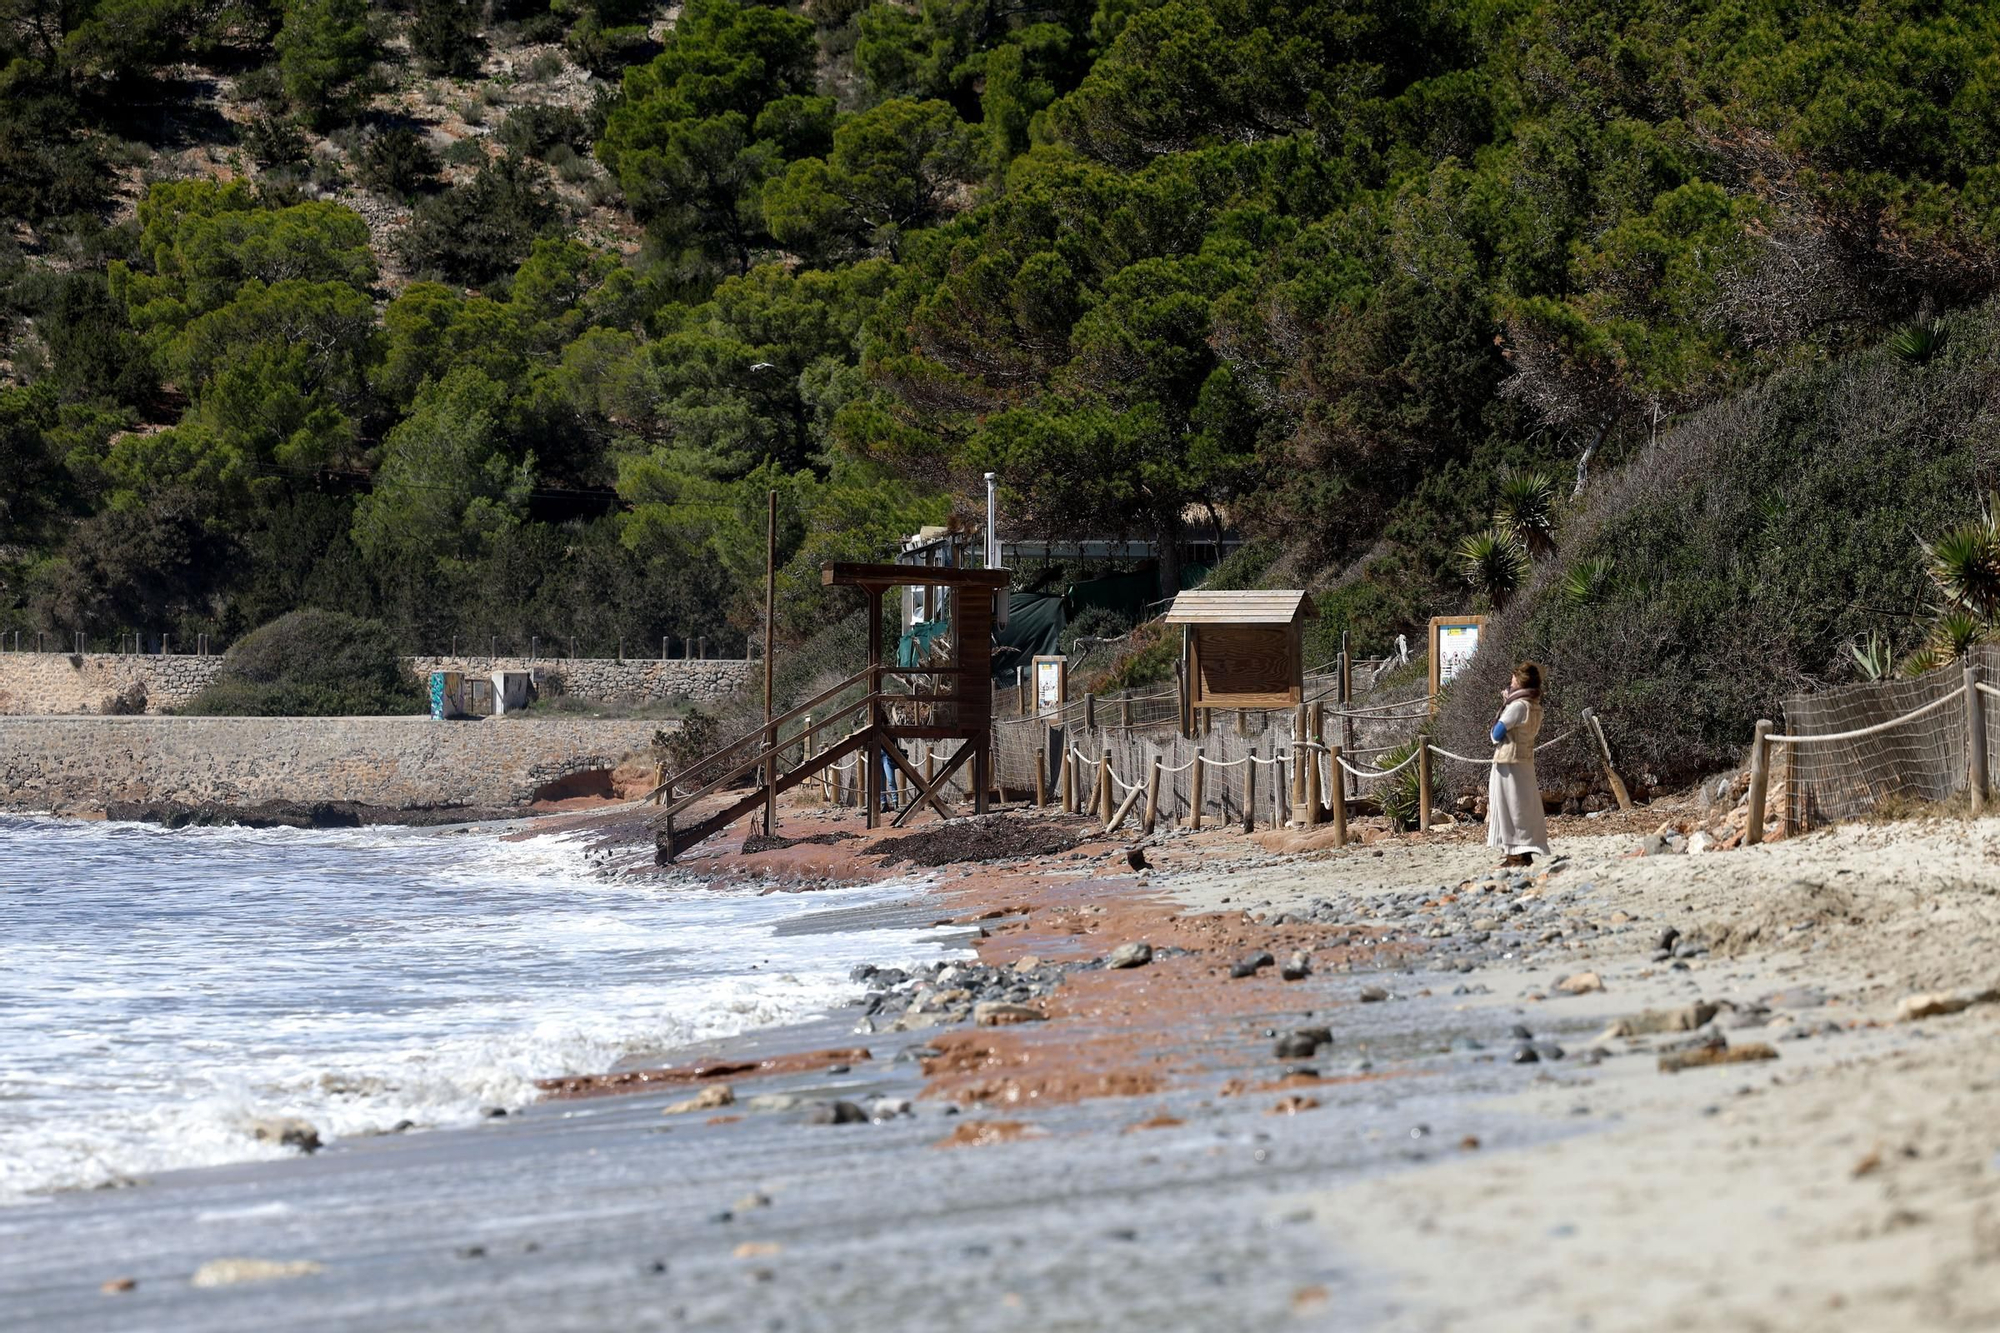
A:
1512 1044 1541 1064
1230 950 1276 979
806 1100 869 1125
1273 1032 1321 1059
1281 951 1312 981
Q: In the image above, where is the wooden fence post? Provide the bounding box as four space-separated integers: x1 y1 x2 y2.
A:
1086 692 1097 732
1107 777 1144 834
1304 739 1321 828
1098 751 1114 824
1271 746 1284 829
1122 697 1132 728
1417 743 1433 833
1745 719 1773 845
1581 707 1634 811
1968 666 1988 818
1059 747 1075 813
1189 749 1206 831
1292 704 1307 813
1329 744 1348 847
1243 751 1258 833
1143 754 1163 834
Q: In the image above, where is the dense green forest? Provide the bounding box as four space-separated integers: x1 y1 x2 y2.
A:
3 0 1998 697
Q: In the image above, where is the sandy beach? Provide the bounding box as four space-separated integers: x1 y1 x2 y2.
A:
8 795 2000 1331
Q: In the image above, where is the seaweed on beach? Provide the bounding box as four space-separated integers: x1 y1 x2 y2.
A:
874 814 1091 868
740 830 858 855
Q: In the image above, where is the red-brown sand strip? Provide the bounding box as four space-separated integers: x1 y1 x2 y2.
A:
536 1046 872 1101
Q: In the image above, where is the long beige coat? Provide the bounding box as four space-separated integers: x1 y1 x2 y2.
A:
1487 698 1549 856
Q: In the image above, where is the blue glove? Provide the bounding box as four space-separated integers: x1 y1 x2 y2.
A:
1490 719 1508 743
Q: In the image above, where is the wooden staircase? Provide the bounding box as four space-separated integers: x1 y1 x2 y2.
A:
650 560 1006 864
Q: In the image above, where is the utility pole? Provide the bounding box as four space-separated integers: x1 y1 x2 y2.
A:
763 488 778 837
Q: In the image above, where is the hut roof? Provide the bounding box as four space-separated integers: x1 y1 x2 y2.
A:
1162 590 1315 626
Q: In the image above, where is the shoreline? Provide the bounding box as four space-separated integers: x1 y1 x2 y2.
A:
9 796 2000 1329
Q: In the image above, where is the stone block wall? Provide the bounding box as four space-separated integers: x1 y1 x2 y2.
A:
0 653 225 716
405 656 755 706
0 716 667 813
0 652 754 716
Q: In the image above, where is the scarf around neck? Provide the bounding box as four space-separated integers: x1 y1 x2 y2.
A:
1500 685 1541 712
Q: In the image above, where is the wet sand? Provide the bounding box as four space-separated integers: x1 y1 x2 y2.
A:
9 795 2000 1330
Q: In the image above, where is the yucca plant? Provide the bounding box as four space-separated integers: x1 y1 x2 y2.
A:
1889 316 1948 365
1922 501 2000 620
1929 607 1987 661
1561 554 1617 607
1494 469 1560 558
1901 611 1984 677
1373 738 1425 830
1457 528 1530 610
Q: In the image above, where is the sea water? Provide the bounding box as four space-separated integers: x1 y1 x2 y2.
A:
0 815 945 1204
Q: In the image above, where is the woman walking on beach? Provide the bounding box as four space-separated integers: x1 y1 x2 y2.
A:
1488 662 1549 867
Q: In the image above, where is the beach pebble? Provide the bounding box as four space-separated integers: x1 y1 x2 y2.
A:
246 1117 320 1154
662 1084 735 1116
100 1278 136 1295
1511 1044 1541 1064
1281 951 1312 981
867 1098 913 1121
189 1258 324 1288
1107 942 1154 969
973 1001 1046 1026
1231 950 1276 979
1897 988 1997 1021
1357 985 1389 1003
805 1100 869 1125
1273 1032 1320 1059
743 1093 806 1113
1556 972 1603 995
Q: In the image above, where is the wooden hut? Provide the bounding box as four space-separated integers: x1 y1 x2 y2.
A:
1164 590 1316 733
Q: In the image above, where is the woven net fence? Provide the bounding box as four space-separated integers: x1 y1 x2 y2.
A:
1776 647 1988 828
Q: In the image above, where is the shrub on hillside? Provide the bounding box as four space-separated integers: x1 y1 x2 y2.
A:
396 154 560 285
1433 302 2000 801
179 610 423 716
497 104 589 159
358 126 442 199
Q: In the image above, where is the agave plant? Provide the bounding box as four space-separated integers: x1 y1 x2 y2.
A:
1494 469 1560 558
1888 316 1948 365
1561 554 1617 607
1457 528 1530 610
1922 502 2000 620
1848 630 1895 682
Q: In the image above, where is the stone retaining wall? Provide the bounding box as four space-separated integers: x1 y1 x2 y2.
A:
0 653 226 715
0 716 667 813
0 652 753 715
406 656 755 706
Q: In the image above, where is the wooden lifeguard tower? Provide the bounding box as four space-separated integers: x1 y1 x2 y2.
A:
1165 589 1316 734
649 561 1009 862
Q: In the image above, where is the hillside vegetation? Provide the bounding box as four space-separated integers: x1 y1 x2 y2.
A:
5 1 2000 779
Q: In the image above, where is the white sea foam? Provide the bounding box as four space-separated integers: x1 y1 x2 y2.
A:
0 816 949 1203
